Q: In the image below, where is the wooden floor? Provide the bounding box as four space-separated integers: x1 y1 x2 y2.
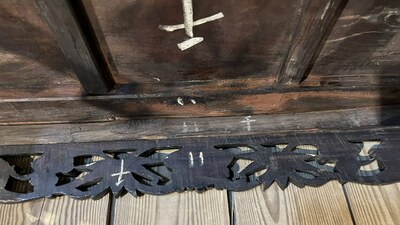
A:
0 182 399 225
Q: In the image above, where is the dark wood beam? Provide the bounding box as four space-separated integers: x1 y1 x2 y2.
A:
34 0 115 94
277 0 347 85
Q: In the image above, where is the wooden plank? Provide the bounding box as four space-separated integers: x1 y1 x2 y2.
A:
0 199 44 225
277 0 347 85
87 0 301 88
232 181 353 225
113 190 230 225
0 105 398 146
34 0 115 94
37 196 110 225
0 196 110 225
0 0 83 99
305 0 400 88
0 89 399 125
344 183 400 225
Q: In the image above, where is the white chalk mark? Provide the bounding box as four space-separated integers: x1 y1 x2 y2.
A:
111 159 130 186
177 97 184 106
178 37 204 51
159 0 223 50
153 77 161 82
183 122 189 133
182 0 194 37
194 122 199 132
199 152 204 166
85 162 96 167
159 12 225 32
321 1 331 20
189 152 194 167
241 116 256 131
190 99 197 104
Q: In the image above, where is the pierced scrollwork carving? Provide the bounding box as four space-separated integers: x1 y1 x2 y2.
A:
0 128 399 203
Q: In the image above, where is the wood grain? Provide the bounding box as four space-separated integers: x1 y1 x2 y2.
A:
113 190 230 225
0 0 83 99
37 196 110 225
0 105 398 146
277 0 346 85
231 182 353 225
344 183 400 225
0 199 44 225
88 0 300 87
34 0 115 94
306 0 400 88
1 89 399 125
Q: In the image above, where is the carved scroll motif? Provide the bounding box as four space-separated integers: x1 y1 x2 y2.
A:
0 128 399 203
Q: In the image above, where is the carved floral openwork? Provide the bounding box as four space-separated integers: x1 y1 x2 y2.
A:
0 128 399 203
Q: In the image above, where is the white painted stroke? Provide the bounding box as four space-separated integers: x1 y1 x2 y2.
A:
111 159 130 186
189 152 194 167
159 12 225 32
182 0 194 37
178 37 204 51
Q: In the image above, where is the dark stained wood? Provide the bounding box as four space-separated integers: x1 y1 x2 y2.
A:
86 0 302 91
0 89 399 125
0 127 399 202
0 105 399 146
0 0 83 99
34 0 115 94
277 0 347 85
305 0 400 88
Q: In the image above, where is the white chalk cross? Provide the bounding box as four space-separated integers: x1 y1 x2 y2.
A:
159 0 224 51
111 159 130 186
241 116 256 131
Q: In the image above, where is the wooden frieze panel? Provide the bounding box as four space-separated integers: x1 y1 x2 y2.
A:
0 127 399 203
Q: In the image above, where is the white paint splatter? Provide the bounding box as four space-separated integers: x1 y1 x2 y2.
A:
190 99 197 104
153 77 161 82
199 152 204 166
241 116 256 131
189 152 194 167
177 97 184 106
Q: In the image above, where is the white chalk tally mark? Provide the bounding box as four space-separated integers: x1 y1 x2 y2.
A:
159 0 224 51
111 159 130 186
188 152 194 167
241 116 256 131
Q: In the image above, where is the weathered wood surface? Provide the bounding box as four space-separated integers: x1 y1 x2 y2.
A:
0 197 109 225
231 182 353 225
277 0 346 85
1 89 399 125
0 0 83 99
113 190 229 225
305 0 400 88
345 181 400 225
0 105 398 146
34 0 115 94
87 0 300 87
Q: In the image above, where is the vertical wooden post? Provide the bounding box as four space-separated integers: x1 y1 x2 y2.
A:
277 0 347 85
35 0 115 94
